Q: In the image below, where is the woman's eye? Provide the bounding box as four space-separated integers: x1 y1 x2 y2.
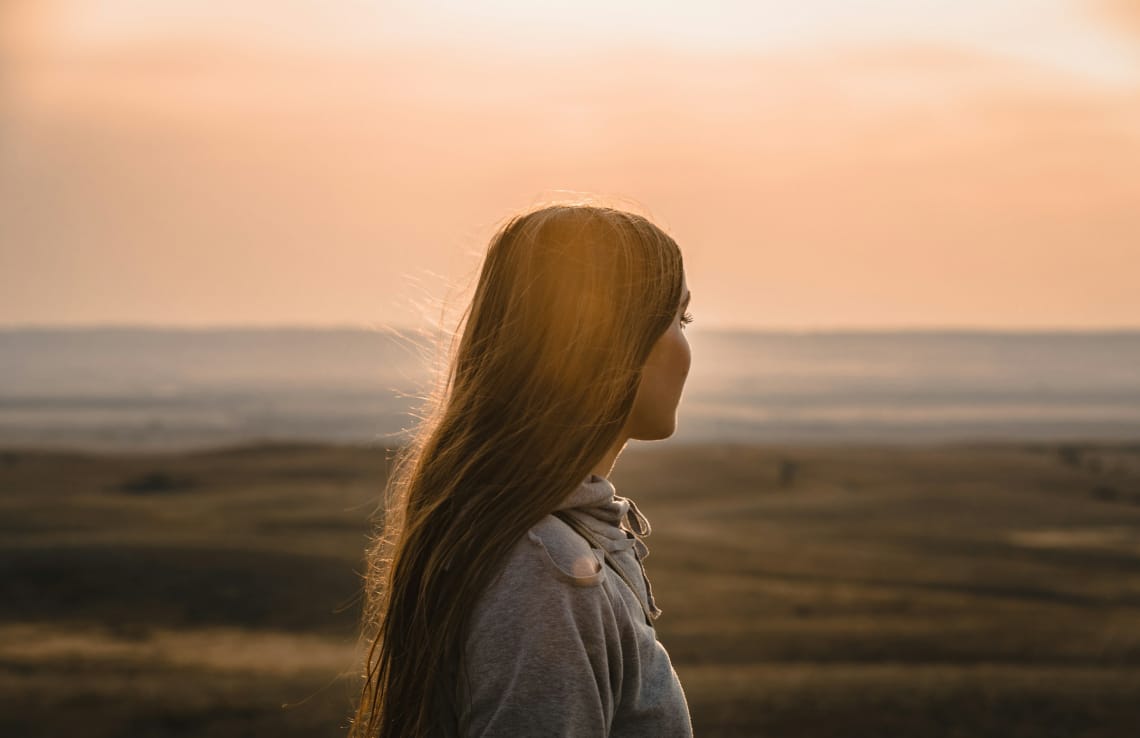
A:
680 311 693 329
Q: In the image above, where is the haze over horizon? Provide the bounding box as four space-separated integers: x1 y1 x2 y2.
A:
3 1 1138 330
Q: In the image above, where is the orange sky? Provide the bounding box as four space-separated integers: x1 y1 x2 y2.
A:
2 0 1138 329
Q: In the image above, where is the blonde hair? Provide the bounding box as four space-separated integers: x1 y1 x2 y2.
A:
350 203 684 737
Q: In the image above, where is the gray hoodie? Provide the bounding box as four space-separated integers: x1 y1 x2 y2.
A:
458 473 693 737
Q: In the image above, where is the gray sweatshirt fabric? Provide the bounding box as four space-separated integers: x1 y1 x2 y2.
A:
458 473 693 737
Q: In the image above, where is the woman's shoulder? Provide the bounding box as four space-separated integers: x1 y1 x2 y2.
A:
522 513 607 586
468 514 613 639
477 513 607 590
461 520 632 737
468 513 622 637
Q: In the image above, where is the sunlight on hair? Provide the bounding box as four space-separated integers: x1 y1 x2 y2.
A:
349 202 685 737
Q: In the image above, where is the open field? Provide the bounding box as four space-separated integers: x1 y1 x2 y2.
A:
2 440 1139 736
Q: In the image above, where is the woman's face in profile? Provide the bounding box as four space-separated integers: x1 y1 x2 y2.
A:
626 271 692 441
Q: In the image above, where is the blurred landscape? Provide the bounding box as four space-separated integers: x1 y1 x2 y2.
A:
2 327 1140 736
2 439 1140 737
4 328 1139 451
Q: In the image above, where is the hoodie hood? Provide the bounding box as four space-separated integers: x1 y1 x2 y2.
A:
553 473 662 619
554 473 653 557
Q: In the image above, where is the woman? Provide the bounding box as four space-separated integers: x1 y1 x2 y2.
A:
350 203 694 737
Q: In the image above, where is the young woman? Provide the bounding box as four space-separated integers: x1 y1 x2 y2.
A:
350 203 694 737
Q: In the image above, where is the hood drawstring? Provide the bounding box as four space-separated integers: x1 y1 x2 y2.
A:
556 475 663 622
621 497 660 620
623 497 652 559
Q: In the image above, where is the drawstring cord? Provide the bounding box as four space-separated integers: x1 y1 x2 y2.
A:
619 497 660 620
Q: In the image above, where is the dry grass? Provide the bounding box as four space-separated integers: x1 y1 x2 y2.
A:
2 440 1139 736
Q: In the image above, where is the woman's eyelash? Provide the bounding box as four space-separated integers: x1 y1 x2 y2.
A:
680 311 694 327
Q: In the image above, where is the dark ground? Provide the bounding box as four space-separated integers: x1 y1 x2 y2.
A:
2 440 1139 737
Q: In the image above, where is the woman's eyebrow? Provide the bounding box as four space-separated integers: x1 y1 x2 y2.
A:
681 291 691 308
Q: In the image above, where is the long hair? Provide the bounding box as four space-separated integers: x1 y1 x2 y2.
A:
349 203 684 737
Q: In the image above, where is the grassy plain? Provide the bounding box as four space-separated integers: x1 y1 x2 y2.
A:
1 440 1139 736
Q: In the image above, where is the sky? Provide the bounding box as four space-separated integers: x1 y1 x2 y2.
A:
2 0 1138 330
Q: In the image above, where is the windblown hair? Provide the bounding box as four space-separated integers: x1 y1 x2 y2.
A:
349 203 684 737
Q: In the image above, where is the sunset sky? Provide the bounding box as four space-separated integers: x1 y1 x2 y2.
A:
2 0 1138 330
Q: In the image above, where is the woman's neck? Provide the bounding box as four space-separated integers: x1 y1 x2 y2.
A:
592 436 628 480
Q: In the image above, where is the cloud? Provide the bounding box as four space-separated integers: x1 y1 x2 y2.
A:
1092 0 1140 39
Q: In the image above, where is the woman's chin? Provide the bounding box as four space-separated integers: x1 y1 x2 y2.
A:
631 418 677 442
